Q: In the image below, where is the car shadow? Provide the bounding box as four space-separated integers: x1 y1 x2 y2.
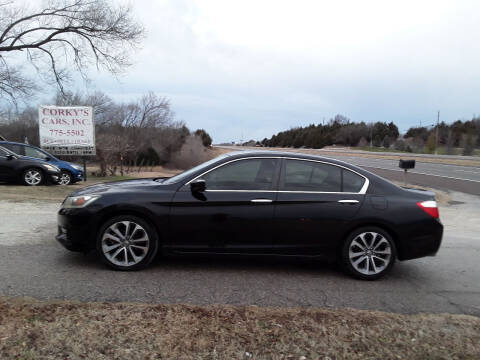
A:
60 250 341 276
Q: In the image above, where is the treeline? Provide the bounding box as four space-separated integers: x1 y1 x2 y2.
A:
0 91 213 175
261 114 480 155
262 115 399 148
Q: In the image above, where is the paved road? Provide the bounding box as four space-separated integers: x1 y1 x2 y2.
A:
332 155 480 195
0 197 479 316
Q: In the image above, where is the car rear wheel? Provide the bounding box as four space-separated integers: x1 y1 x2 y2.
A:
58 171 72 185
23 168 43 186
341 227 396 280
96 215 159 271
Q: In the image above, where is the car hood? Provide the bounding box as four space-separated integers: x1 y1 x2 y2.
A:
70 178 167 196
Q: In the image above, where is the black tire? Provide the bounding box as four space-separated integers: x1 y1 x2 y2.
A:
96 215 159 271
341 226 396 280
22 168 44 186
58 171 72 185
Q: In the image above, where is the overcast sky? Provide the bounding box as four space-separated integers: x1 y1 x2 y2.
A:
92 0 480 143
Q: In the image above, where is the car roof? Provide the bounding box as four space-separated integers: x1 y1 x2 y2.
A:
225 150 360 168
0 141 31 146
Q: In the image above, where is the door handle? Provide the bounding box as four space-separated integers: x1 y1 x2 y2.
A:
338 199 359 204
251 199 273 203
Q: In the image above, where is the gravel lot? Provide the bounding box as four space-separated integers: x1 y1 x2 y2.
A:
0 188 479 316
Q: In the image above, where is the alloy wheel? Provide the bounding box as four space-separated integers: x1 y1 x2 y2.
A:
101 221 150 267
348 232 392 275
24 169 42 185
58 172 72 185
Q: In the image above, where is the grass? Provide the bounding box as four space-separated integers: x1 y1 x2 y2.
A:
0 296 479 360
357 145 480 157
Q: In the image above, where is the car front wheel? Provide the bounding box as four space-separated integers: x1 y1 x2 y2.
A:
96 215 159 271
23 168 44 186
58 171 72 185
341 227 396 280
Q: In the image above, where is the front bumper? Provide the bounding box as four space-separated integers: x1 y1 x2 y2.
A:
56 207 97 252
73 171 84 182
47 170 61 184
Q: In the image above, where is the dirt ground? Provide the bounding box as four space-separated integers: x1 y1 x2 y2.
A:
0 296 479 360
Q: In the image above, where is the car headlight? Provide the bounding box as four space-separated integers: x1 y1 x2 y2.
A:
71 164 83 171
62 195 101 208
44 164 60 172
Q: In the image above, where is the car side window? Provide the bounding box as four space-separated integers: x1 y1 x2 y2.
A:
343 169 365 192
24 146 49 160
0 147 8 157
282 160 341 192
202 158 279 190
2 143 23 155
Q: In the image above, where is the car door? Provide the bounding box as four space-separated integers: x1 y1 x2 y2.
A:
0 147 16 181
169 157 281 253
273 158 368 255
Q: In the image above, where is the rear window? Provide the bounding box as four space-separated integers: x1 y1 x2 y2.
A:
281 160 342 192
280 159 366 193
343 169 365 192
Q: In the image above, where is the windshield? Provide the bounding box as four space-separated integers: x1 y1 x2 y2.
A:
162 154 228 185
24 146 50 160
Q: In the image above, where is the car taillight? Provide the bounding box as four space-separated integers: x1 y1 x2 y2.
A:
417 200 439 219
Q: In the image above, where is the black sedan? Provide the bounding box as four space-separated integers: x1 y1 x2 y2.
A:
57 151 443 280
0 145 61 185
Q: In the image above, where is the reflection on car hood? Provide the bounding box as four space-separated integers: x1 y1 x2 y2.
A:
71 178 163 196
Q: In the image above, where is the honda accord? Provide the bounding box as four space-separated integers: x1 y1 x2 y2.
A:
56 151 443 280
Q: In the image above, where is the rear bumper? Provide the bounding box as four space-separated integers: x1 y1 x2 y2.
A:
397 220 443 261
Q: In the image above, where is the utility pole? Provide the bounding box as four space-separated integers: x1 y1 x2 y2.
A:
370 125 373 148
435 111 439 155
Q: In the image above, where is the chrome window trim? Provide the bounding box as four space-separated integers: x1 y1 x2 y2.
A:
184 156 370 194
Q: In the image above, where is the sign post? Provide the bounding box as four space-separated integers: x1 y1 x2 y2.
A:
38 106 96 182
399 159 416 186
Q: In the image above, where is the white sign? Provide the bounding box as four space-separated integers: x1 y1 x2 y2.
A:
39 106 95 155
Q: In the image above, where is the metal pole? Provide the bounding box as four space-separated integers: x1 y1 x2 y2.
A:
435 111 439 155
83 157 87 182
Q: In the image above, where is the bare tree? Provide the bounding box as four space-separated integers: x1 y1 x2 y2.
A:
0 0 144 103
121 92 173 128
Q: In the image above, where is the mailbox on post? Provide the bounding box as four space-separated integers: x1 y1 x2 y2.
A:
399 159 415 169
399 159 415 185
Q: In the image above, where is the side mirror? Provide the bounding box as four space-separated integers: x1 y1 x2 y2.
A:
45 157 51 161
6 154 15 160
190 179 206 193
